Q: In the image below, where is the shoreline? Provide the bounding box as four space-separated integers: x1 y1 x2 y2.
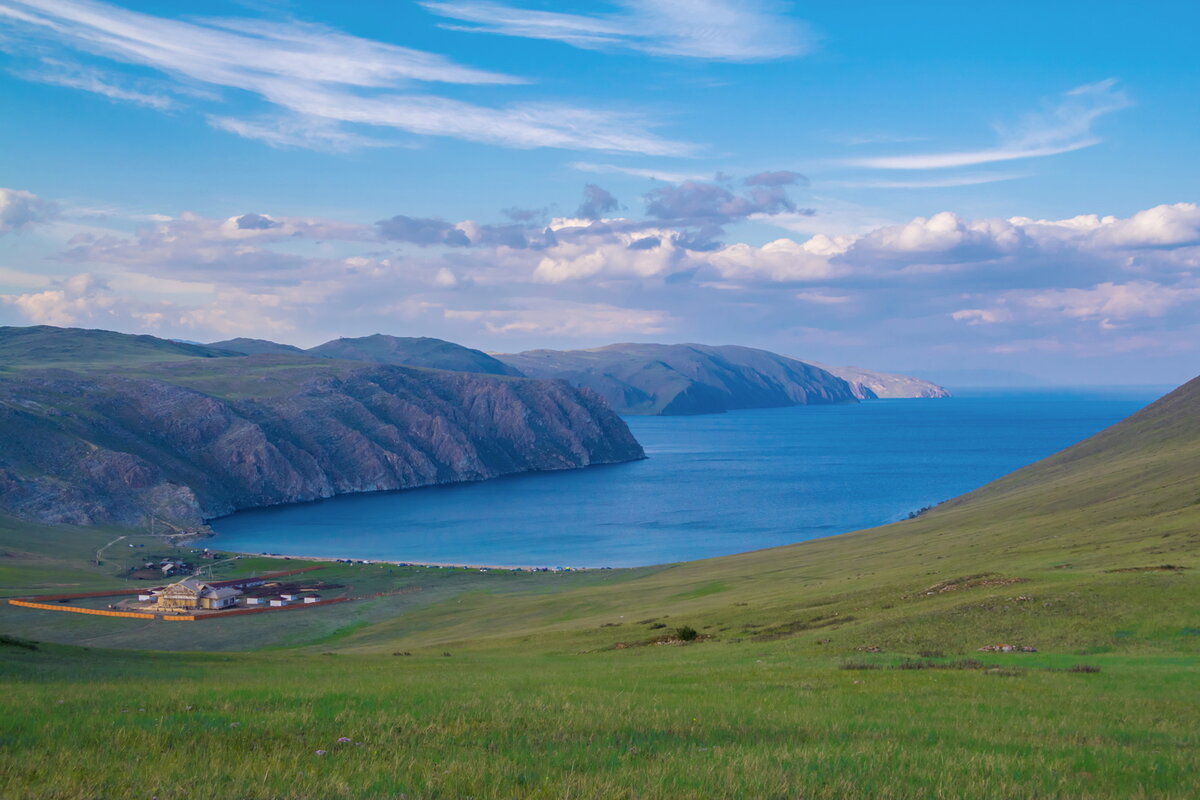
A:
217 549 605 573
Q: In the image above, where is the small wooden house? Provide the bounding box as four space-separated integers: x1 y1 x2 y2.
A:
153 578 242 611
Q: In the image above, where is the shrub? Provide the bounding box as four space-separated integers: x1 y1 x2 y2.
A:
675 625 698 642
1068 664 1101 673
0 635 38 651
839 662 880 670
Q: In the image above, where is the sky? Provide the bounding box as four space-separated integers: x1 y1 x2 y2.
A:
1 0 1198 384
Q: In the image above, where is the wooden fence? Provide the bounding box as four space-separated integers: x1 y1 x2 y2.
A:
7 599 156 620
8 594 349 622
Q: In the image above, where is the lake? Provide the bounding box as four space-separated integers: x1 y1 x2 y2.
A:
210 387 1166 567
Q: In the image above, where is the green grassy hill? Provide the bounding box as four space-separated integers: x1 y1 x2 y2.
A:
0 325 240 369
0 378 1197 798
308 334 524 376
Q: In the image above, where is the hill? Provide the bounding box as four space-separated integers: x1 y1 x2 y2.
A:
207 337 305 356
0 325 240 368
308 334 523 376
808 362 950 399
0 327 643 529
497 343 859 414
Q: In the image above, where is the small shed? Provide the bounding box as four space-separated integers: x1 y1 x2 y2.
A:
200 586 241 610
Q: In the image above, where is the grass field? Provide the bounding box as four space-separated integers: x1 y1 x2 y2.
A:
2 640 1195 800
1 377 1198 798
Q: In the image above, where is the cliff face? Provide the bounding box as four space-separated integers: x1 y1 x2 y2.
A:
806 362 951 399
0 361 643 528
497 343 859 415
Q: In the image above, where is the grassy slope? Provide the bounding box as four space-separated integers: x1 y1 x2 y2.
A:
0 325 240 369
0 379 1198 798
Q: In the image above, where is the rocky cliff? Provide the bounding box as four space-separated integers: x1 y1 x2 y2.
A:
806 362 951 399
496 343 860 415
0 336 643 528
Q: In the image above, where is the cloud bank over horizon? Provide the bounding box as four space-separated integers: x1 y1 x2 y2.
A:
3 179 1198 382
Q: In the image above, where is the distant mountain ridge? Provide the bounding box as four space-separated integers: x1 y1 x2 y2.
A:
210 334 523 377
0 327 643 528
496 343 861 415
203 334 945 411
1 325 241 367
207 337 305 356
306 335 522 377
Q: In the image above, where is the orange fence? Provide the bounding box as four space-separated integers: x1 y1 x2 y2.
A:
7 599 156 620
8 595 350 622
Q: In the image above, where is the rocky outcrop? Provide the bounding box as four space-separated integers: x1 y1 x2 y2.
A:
0 362 643 528
496 343 860 415
806 362 950 399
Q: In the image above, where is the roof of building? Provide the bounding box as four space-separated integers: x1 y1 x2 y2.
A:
161 578 206 593
160 578 242 599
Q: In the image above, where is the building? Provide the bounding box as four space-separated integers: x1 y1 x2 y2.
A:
153 578 242 611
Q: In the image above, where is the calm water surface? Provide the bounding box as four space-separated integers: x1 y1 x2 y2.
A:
211 388 1165 567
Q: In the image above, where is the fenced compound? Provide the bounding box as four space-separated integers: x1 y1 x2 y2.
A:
6 565 344 622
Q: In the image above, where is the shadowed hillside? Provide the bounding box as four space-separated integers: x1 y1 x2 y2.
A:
498 342 860 415
0 327 643 529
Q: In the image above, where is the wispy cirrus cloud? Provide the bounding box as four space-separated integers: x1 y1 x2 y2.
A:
569 161 713 183
421 0 812 62
829 173 1026 190
0 0 695 154
11 58 177 109
846 79 1130 170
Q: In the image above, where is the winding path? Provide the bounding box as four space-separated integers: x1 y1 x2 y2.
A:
95 535 126 564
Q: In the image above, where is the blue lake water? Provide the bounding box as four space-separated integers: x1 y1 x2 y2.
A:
210 388 1167 568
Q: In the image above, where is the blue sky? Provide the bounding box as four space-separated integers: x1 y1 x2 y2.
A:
1 0 1198 384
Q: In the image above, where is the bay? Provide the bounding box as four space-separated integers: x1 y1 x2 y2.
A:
210 388 1165 567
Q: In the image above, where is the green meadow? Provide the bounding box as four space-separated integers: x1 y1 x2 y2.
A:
2 376 1199 798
